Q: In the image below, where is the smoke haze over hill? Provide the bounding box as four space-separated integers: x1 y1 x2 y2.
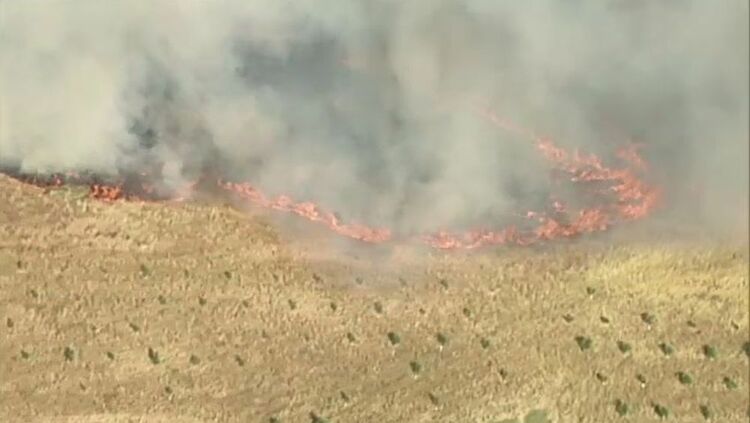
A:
1 1 747 237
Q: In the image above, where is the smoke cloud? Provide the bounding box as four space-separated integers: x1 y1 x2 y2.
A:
1 1 747 237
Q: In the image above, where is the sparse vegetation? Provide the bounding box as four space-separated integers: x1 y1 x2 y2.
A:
636 373 647 387
722 376 737 390
234 355 245 367
641 312 655 325
63 346 75 362
614 399 629 416
702 344 718 359
436 332 448 346
699 404 712 420
575 336 592 351
427 392 440 406
387 332 401 346
147 347 160 365
524 409 550 423
2 177 747 422
676 371 692 385
309 412 329 423
659 342 674 356
653 403 670 419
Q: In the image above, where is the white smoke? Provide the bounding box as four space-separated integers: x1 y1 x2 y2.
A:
1 1 747 235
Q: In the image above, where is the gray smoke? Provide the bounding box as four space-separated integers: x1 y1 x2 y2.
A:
1 1 747 237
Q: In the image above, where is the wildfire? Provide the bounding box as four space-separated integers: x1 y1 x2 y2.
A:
4 109 661 250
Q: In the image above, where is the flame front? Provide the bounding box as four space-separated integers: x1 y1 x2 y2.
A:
218 109 661 249
7 109 661 250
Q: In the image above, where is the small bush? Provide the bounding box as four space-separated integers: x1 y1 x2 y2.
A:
702 345 718 359
428 392 440 406
387 332 401 346
340 391 350 403
653 403 669 418
147 347 160 365
436 332 448 346
658 342 674 356
409 361 422 375
676 371 693 385
575 336 592 351
617 341 632 354
614 399 628 416
64 346 75 362
309 412 329 423
636 374 647 387
722 376 738 390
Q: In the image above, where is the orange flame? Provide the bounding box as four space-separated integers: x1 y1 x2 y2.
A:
8 108 662 250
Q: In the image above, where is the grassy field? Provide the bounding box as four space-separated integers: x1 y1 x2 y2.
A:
0 175 748 422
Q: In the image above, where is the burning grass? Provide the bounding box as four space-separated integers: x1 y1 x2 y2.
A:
1 111 662 251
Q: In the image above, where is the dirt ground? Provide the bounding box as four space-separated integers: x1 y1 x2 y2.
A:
1 174 748 423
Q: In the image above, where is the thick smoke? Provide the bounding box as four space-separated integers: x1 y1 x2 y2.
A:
1 1 748 237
